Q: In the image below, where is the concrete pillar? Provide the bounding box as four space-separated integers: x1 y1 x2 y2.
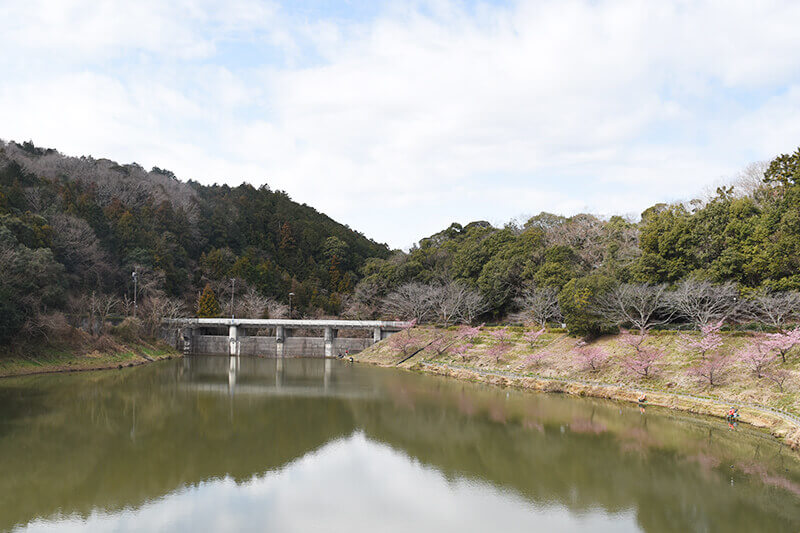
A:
276 325 285 358
228 324 239 357
373 327 382 344
182 327 194 355
276 356 283 388
324 326 335 358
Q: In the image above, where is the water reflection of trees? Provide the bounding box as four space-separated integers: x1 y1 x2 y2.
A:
0 358 798 532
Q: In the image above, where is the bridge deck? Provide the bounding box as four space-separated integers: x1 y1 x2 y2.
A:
165 318 412 330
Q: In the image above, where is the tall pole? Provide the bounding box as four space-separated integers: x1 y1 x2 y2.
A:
289 292 294 319
132 271 138 319
230 278 236 319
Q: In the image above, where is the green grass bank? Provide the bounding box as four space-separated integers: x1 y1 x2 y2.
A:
0 329 180 378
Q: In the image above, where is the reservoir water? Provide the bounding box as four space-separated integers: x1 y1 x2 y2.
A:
1 356 798 532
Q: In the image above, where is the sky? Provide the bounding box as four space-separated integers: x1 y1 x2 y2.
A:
2 0 800 249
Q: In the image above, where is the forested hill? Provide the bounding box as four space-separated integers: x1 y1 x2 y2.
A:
0 139 390 343
354 147 800 333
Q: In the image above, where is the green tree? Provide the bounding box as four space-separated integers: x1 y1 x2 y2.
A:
558 274 617 338
196 284 221 317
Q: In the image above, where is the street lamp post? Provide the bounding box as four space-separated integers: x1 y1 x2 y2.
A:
132 271 138 319
230 278 236 319
289 292 295 319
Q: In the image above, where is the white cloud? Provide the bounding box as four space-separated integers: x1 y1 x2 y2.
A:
1 0 800 247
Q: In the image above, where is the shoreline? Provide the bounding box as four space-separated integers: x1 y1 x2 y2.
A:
354 354 800 450
0 343 181 379
353 325 800 449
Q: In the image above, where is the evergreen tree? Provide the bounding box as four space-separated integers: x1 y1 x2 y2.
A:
196 284 221 317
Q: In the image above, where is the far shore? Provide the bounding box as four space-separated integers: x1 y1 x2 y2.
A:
0 336 181 379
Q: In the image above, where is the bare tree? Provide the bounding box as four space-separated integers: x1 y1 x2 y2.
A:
88 292 119 336
740 291 800 331
429 280 487 325
545 214 606 268
236 288 269 318
732 160 770 199
140 296 185 338
513 285 562 327
265 298 289 319
381 282 435 322
595 283 674 333
669 280 739 328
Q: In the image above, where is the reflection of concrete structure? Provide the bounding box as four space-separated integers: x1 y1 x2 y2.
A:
181 355 377 400
165 319 411 357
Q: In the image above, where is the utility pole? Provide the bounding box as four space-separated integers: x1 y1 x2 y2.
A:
289 292 295 319
132 271 138 319
230 278 236 319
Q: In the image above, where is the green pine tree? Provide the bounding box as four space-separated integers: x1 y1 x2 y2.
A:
196 284 221 317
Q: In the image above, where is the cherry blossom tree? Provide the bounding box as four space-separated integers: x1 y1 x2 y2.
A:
458 323 484 343
576 345 609 372
428 331 453 356
390 330 418 357
620 330 647 353
688 355 730 386
619 330 662 378
523 351 549 369
681 320 724 359
451 344 472 362
737 341 774 378
523 327 546 348
487 343 511 364
763 327 800 363
622 348 663 379
490 327 513 347
765 368 791 393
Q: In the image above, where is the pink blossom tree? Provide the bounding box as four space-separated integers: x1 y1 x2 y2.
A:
688 355 730 386
458 323 485 343
390 319 419 356
451 343 472 362
523 327 546 348
487 343 511 364
763 327 800 363
428 331 453 356
522 351 549 369
765 368 791 393
737 342 774 378
681 320 724 359
620 329 648 351
490 327 513 346
622 348 663 379
576 346 609 372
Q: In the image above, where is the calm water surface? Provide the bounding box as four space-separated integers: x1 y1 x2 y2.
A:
0 356 799 532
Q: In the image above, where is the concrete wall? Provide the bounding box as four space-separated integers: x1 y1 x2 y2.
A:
194 335 228 355
239 337 278 356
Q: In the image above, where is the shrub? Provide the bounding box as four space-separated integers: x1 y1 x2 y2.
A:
111 317 143 343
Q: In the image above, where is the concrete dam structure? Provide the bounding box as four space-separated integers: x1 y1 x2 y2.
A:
164 318 412 357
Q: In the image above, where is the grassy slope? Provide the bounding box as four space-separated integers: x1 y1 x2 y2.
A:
356 326 800 447
0 330 180 378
